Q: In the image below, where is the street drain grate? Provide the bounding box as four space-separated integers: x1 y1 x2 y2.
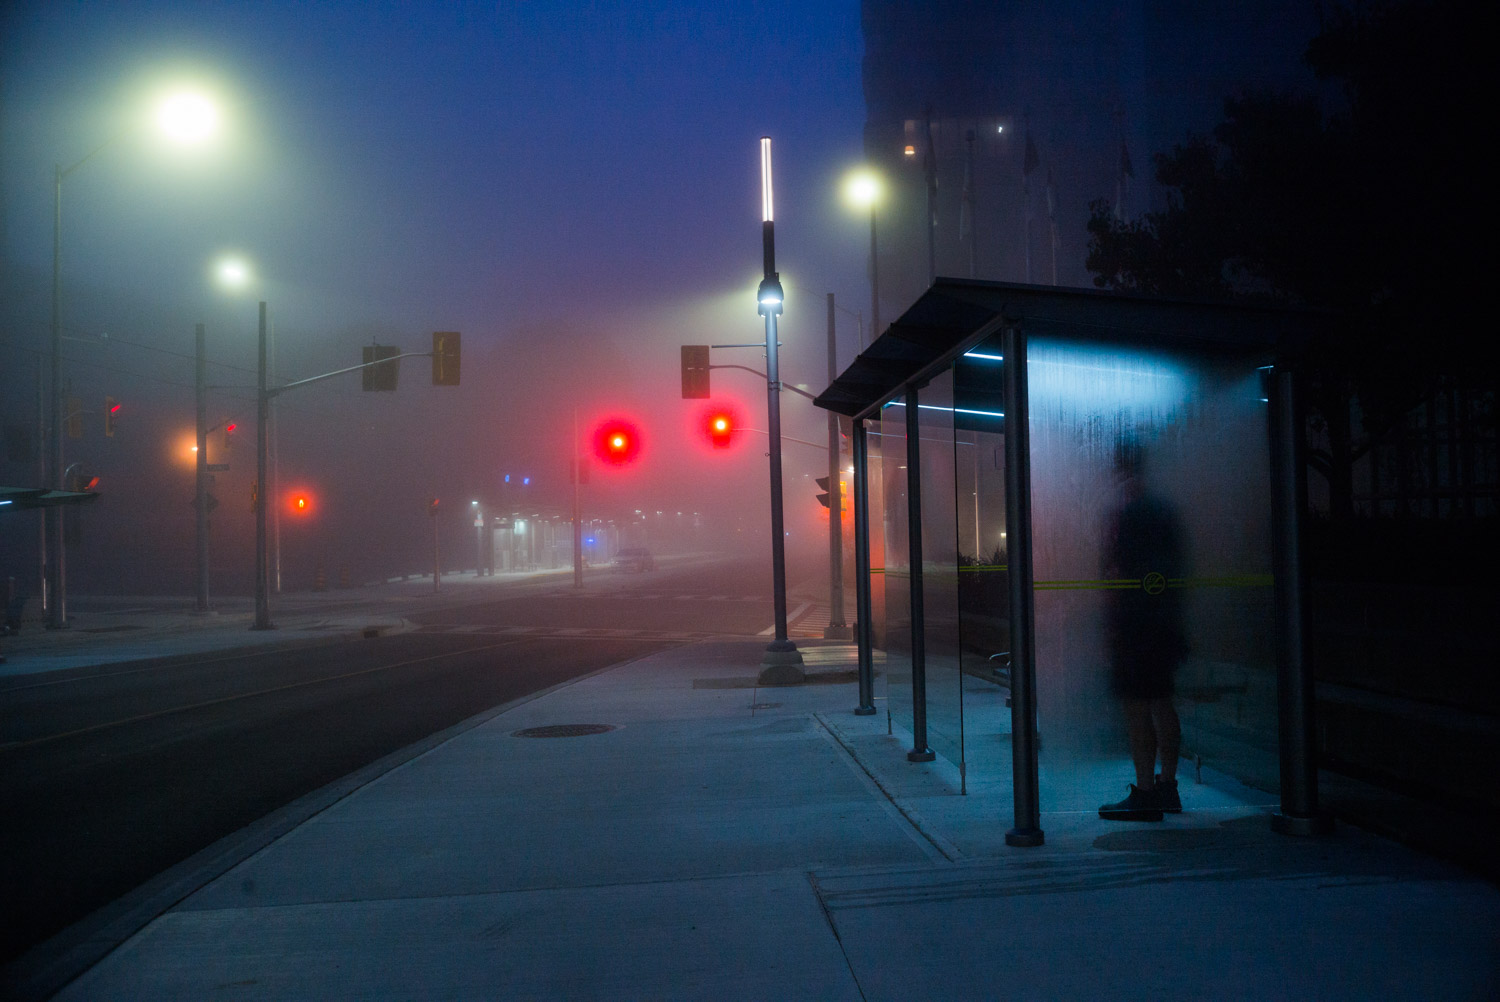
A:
512 724 618 739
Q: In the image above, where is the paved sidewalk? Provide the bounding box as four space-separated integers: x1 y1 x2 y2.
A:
13 639 1496 1000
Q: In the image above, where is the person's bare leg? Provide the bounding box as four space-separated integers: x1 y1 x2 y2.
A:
1151 697 1181 783
1123 699 1157 790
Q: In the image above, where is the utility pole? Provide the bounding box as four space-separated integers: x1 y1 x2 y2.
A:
195 323 210 613
756 136 803 683
825 293 850 640
253 302 273 630
572 408 584 589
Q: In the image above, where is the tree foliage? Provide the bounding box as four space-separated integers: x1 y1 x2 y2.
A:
1085 0 1490 520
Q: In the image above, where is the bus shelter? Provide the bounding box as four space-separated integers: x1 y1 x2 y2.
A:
814 279 1328 846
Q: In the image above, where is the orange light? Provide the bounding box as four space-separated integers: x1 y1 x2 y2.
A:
904 144 916 157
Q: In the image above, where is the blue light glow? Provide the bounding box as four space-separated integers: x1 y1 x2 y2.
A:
963 351 1004 361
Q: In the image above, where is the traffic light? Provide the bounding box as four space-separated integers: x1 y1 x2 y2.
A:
288 490 314 516
67 397 83 439
429 497 441 516
223 421 237 452
815 477 848 511
432 331 461 386
706 410 734 449
681 345 710 399
362 344 401 391
104 396 120 437
593 419 641 466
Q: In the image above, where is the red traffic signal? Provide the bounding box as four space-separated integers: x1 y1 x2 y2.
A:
287 490 315 515
593 419 641 466
706 410 734 449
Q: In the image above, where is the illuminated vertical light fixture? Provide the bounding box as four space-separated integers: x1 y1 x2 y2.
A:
843 168 882 341
756 136 803 683
47 85 222 630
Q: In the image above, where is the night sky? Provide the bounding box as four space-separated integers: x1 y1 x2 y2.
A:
2 1 875 589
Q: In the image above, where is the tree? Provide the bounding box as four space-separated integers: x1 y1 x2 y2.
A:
1086 0 1491 522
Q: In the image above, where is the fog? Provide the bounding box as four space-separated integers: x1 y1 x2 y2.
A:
1 1 869 598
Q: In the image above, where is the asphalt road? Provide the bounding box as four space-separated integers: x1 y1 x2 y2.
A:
0 556 780 964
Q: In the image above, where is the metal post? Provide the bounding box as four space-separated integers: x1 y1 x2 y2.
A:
475 507 484 576
924 111 937 286
1002 325 1043 846
1270 366 1333 836
573 409 584 588
869 205 881 340
252 301 274 630
195 323 210 613
853 418 877 714
36 357 47 618
825 294 851 640
432 510 441 592
904 386 935 761
46 164 67 629
757 136 802 683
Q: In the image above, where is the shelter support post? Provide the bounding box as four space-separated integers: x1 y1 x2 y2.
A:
1269 366 1334 836
853 417 877 714
905 384 934 762
1002 325 1044 846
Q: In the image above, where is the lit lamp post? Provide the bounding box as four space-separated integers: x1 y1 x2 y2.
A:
757 137 803 683
842 168 882 341
47 87 222 629
195 255 252 613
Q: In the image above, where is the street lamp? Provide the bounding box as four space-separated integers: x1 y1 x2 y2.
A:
843 168 882 342
757 137 803 684
194 254 255 613
47 86 222 629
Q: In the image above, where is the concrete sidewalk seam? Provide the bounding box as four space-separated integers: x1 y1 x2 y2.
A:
805 870 871 1002
813 712 959 863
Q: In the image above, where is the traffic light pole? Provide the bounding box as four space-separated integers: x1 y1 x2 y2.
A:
824 293 851 640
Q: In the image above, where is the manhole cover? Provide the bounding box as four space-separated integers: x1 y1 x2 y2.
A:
512 724 618 739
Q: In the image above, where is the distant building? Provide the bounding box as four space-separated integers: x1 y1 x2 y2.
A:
860 0 1321 318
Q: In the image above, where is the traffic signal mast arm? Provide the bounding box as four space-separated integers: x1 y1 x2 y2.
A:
709 363 819 401
267 350 436 399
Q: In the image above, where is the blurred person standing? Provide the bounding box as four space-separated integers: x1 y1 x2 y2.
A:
1098 437 1189 821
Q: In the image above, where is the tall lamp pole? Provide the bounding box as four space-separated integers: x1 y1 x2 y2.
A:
756 136 803 683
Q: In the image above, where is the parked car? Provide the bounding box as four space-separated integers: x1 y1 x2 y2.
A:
613 547 655 572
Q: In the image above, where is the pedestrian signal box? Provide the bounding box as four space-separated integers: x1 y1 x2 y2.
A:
433 331 461 386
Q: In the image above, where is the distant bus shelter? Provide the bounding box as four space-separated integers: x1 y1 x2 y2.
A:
815 279 1328 845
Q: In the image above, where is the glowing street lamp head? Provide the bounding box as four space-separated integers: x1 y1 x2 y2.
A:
844 169 881 210
214 255 252 290
154 89 220 146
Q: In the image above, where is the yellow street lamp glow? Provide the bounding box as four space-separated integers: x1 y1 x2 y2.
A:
215 256 251 289
844 169 881 210
154 89 220 145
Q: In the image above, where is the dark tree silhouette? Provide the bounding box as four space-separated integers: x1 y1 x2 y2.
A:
1086 0 1490 522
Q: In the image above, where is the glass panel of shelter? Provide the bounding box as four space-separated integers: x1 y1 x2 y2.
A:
1025 333 1281 819
879 396 912 738
915 370 963 773
954 347 1012 795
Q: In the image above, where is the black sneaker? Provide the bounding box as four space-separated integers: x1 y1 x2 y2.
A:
1099 784 1164 822
1154 776 1182 813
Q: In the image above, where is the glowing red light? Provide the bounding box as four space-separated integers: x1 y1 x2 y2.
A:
706 410 734 449
593 419 642 466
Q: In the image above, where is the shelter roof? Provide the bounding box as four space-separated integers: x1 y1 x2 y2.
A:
814 279 1320 419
